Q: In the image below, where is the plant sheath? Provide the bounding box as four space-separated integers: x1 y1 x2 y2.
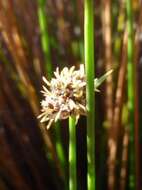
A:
84 0 96 189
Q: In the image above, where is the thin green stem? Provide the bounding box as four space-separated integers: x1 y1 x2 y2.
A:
69 116 77 190
38 0 52 78
84 0 95 189
126 0 135 189
55 121 68 183
37 0 66 184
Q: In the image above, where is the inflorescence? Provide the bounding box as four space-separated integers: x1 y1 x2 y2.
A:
38 64 113 129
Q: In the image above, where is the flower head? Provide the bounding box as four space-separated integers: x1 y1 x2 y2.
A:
38 64 113 129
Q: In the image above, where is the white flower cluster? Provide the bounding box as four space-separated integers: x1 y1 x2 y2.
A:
38 64 113 129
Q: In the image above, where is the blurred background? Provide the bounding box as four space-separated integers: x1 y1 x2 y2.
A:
0 0 142 189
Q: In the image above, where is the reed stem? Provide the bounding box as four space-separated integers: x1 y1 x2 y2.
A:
84 0 96 189
38 0 66 183
38 0 52 78
69 116 77 190
126 0 135 189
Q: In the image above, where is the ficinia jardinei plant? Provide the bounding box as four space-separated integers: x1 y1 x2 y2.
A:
38 64 112 189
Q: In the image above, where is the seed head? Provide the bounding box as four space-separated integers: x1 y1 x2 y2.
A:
38 64 113 129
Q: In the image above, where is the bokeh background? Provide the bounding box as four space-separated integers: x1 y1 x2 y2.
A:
0 0 142 189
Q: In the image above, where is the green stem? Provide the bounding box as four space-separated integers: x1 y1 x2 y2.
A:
55 122 67 183
69 116 77 190
38 0 66 184
84 0 95 190
126 0 135 189
37 0 52 78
